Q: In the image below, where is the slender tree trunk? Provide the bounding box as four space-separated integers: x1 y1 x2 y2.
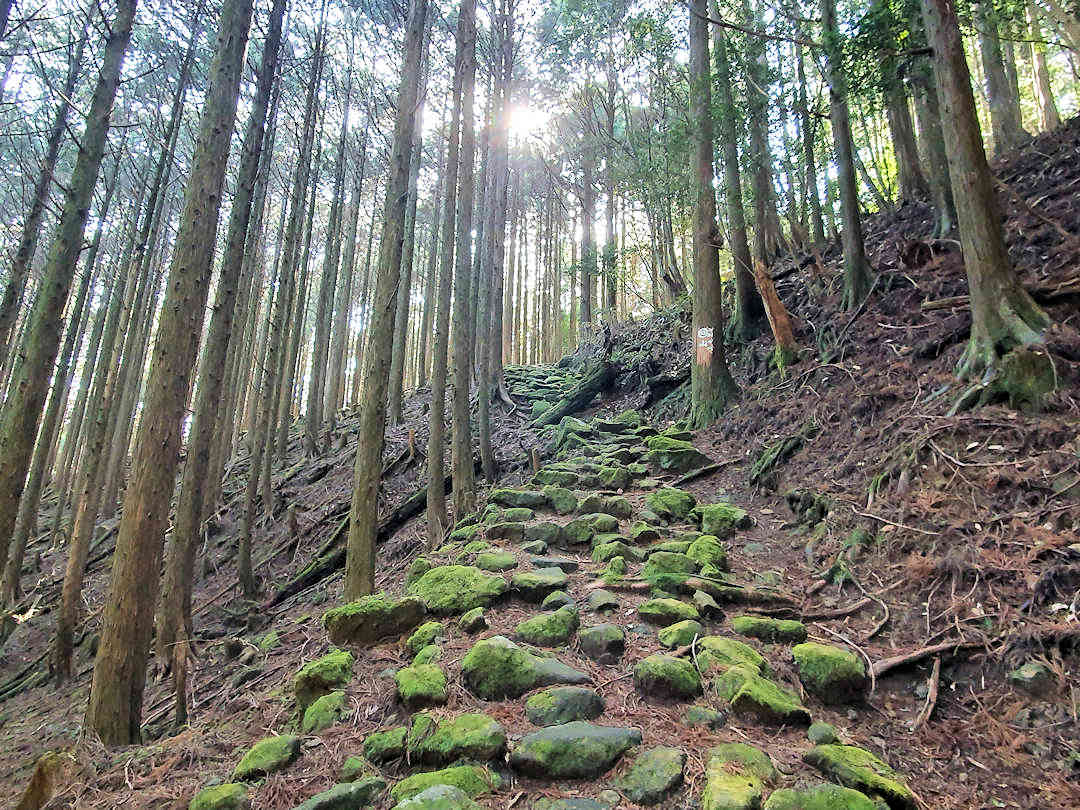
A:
822 0 872 309
346 0 429 598
796 45 826 245
1027 3 1061 131
579 148 595 335
351 190 380 405
85 0 255 745
884 80 930 201
976 1 1030 155
0 0 137 590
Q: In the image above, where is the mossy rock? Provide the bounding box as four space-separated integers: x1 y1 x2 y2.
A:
645 488 697 521
407 712 507 765
698 636 768 674
577 494 633 518
486 522 525 541
646 541 692 556
525 686 605 726
702 743 776 810
475 550 518 572
592 541 643 563
407 565 508 615
763 784 879 810
731 616 807 644
792 642 866 704
714 666 810 725
448 524 483 543
509 721 642 778
491 488 548 508
808 722 841 745
634 654 701 699
501 507 536 522
258 630 280 652
638 598 699 625
687 536 729 571
682 704 726 730
557 517 594 546
1008 661 1055 696
657 619 703 648
615 746 685 805
515 605 579 646
580 512 620 532
301 690 346 734
629 522 661 543
586 589 621 613
749 435 804 485
642 551 699 581
534 468 580 487
511 567 569 602
601 556 628 583
520 539 548 555
615 409 644 427
542 486 578 515
294 650 354 712
644 436 711 473
524 522 563 546
294 779 386 810
189 783 249 810
340 755 375 783
392 784 482 809
460 635 588 699
541 590 575 610
406 557 434 587
395 664 448 710
364 726 407 762
458 607 487 633
803 745 915 810
414 645 441 665
389 765 501 803
694 503 752 538
232 735 300 781
406 621 445 656
596 466 631 490
579 623 625 663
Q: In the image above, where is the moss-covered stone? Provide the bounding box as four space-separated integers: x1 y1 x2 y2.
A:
578 494 633 518
701 743 777 810
731 616 807 644
515 605 579 646
792 642 866 704
534 468 580 487
406 621 445 656
645 488 697 521
808 722 841 745
643 551 699 581
491 488 548 508
294 650 354 712
414 644 441 665
509 721 642 778
407 565 508 615
395 664 448 710
364 726 407 762
637 598 699 625
486 522 525 541
749 435 804 485
525 686 605 726
295 779 386 810
405 557 434 587
460 635 588 699
682 705 726 729
657 619 703 648
458 607 487 633
542 486 578 515
695 503 752 537
644 436 711 473
615 746 685 805
475 550 518 572
586 589 620 613
629 522 661 543
597 466 631 490
541 590 574 610
714 667 810 725
592 541 643 563
339 755 374 783
407 712 507 765
258 630 280 652
698 636 768 674
520 522 559 546
448 523 483 543
601 556 628 583
579 623 625 663
803 745 915 810
694 589 723 619
501 507 536 522
511 567 569 602
301 690 346 733
634 654 702 699
190 783 249 810
392 784 482 809
389 765 501 803
232 735 300 780
687 536 729 571
763 784 879 810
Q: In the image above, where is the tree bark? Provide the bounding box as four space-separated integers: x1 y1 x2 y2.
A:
976 1 1029 155
345 0 428 599
1027 3 1061 131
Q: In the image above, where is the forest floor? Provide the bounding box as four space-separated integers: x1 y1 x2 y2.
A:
0 120 1078 809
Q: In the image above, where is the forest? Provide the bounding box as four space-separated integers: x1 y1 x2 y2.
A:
0 0 1078 806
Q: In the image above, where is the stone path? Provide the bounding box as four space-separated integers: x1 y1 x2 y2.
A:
192 410 918 810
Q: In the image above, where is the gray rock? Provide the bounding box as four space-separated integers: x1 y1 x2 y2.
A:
510 721 642 778
525 686 605 726
615 746 685 805
579 624 625 664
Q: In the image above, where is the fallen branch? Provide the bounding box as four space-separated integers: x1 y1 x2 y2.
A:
871 639 983 679
530 360 615 428
911 657 940 730
672 459 737 487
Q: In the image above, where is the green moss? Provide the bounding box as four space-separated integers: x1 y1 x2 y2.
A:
339 755 373 783
629 522 661 543
657 619 703 648
637 597 699 625
389 765 501 802
749 434 804 485
731 616 807 644
642 551 699 581
458 607 487 633
448 523 483 542
524 522 562 545
407 565 508 615
490 488 548 508
363 726 407 763
406 621 444 656
697 636 768 674
407 712 506 765
301 690 346 733
257 630 280 652
600 556 627 584
511 567 569 602
294 650 354 712
709 742 778 782
615 746 685 805
414 644 441 665
714 666 810 725
232 735 300 780
322 593 426 646
808 722 841 745
515 605 579 646
475 550 518 572
645 487 697 520
687 536 729 570
509 722 642 778
633 654 702 699
189 783 248 810
542 486 578 515
803 745 915 810
792 642 867 704
460 636 540 699
395 664 448 709
695 503 752 538
592 541 642 563
763 784 879 810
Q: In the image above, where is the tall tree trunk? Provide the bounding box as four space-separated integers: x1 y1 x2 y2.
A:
796 44 826 246
345 0 429 599
822 0 872 309
1027 2 1061 131
155 0 283 729
0 0 137 591
579 148 596 335
85 0 255 745
689 0 738 428
976 0 1030 155
921 0 1053 381
884 81 930 201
